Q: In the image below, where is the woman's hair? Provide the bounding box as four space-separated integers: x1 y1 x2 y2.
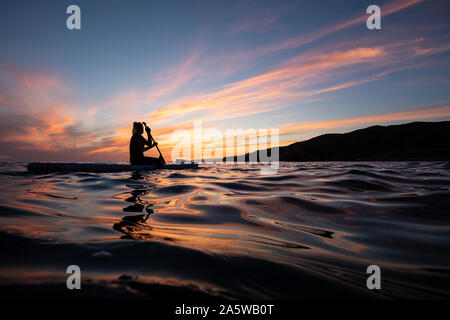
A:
132 122 143 135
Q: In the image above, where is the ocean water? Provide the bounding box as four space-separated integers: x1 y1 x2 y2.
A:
0 161 449 299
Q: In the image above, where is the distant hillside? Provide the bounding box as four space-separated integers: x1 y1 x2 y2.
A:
233 121 450 161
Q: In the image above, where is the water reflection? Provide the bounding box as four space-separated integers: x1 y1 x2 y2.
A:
113 171 155 240
113 213 152 240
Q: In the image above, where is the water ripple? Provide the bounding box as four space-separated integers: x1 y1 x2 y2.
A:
0 161 449 299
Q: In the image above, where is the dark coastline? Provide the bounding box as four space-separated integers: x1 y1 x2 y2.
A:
228 121 450 162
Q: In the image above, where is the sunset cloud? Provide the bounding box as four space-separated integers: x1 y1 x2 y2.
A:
105 50 204 111
279 106 450 137
143 43 416 125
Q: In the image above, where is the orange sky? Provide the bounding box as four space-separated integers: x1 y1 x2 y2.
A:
0 0 449 162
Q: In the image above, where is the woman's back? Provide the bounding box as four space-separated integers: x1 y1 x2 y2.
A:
129 133 145 163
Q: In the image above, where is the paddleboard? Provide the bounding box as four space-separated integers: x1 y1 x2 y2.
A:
27 162 198 173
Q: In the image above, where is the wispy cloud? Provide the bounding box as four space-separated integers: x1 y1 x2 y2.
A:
230 2 297 35
0 66 110 159
248 0 425 56
105 50 203 111
0 66 75 147
144 40 432 125
279 106 450 137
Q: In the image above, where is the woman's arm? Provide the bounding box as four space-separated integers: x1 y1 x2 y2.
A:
143 143 156 152
142 125 158 151
142 135 157 152
145 126 153 146
143 126 156 147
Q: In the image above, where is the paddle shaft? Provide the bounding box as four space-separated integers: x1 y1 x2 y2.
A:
143 123 166 164
151 135 164 158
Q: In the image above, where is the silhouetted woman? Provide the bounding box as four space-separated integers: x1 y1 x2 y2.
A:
129 122 162 166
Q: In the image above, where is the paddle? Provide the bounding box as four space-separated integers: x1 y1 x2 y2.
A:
143 122 166 164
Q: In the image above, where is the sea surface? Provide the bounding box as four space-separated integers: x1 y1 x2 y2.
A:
0 161 449 299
